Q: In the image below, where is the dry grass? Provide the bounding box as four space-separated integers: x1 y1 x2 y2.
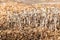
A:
0 0 60 40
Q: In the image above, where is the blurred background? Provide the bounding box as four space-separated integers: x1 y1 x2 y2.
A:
0 0 60 4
